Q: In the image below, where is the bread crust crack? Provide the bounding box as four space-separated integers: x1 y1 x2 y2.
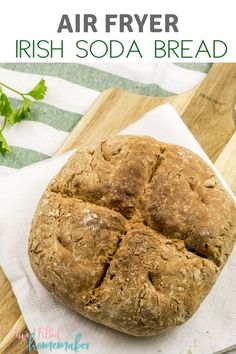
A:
29 136 236 336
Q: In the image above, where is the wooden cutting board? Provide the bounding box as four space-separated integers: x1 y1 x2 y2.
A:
0 63 236 354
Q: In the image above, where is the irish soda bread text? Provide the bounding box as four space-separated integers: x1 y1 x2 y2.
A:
29 136 236 336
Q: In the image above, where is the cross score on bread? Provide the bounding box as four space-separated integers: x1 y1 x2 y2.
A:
29 136 236 336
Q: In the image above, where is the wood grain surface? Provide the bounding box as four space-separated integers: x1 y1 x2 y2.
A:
0 63 236 354
58 63 236 163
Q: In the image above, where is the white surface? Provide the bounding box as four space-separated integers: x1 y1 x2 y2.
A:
0 0 235 62
0 165 17 178
4 120 69 156
0 103 235 354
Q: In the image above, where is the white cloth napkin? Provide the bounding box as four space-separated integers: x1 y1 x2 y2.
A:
0 103 235 354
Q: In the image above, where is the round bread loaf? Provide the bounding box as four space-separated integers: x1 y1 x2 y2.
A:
29 136 236 336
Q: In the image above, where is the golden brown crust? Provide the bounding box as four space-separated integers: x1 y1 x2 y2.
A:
28 136 236 336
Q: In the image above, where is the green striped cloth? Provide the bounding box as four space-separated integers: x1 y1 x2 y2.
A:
0 63 212 178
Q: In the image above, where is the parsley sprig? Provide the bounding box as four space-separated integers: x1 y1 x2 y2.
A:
0 79 47 154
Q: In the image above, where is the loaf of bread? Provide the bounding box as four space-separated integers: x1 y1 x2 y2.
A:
29 136 236 336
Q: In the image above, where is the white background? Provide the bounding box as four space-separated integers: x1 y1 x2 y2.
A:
0 0 234 62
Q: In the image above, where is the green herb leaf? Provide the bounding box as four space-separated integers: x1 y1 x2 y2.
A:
26 78 47 100
0 131 11 154
0 78 47 155
0 93 13 117
8 98 32 126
